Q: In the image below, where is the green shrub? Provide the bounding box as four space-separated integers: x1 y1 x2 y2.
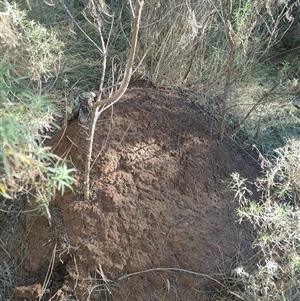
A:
229 139 300 300
0 1 63 87
0 62 75 219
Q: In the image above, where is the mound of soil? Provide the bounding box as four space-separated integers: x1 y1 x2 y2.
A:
11 87 258 300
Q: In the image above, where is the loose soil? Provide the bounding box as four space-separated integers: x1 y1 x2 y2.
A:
6 86 259 300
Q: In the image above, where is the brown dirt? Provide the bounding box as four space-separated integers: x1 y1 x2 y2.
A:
9 87 259 300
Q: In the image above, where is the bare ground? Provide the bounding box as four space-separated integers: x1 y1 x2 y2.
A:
5 86 259 300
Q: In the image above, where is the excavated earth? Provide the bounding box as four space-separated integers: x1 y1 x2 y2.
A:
8 86 259 300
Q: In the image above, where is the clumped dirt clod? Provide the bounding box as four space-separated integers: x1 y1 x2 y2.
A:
11 87 258 300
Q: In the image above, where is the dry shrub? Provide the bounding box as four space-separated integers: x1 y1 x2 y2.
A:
136 0 300 141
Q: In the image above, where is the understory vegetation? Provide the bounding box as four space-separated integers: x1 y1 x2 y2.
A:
0 0 299 300
229 140 300 300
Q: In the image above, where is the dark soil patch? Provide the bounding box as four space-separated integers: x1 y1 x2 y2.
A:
9 87 259 300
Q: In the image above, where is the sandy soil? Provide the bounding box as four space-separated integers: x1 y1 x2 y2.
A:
8 86 259 300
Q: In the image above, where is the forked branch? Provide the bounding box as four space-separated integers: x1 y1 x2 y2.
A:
92 1 143 110
83 0 144 201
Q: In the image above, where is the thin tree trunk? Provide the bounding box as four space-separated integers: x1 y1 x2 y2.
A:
218 0 235 141
83 0 144 201
83 106 99 201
